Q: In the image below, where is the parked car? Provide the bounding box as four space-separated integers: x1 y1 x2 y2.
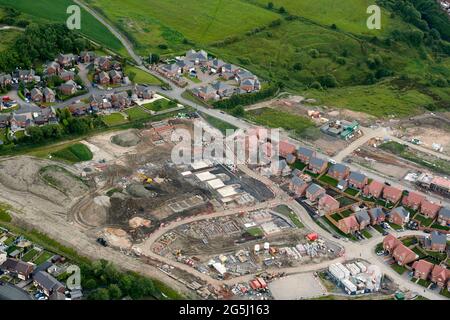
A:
382 231 389 236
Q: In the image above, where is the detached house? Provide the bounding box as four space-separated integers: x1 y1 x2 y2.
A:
348 172 368 190
209 58 225 73
30 88 43 102
57 53 76 67
195 85 218 101
392 244 418 266
402 192 425 211
338 216 360 234
383 234 401 254
95 56 112 71
79 51 96 63
185 49 208 65
426 231 447 252
383 186 403 204
364 180 384 199
98 71 110 85
134 85 154 100
389 206 410 226
308 157 328 175
412 260 434 280
355 210 371 230
43 88 56 103
46 61 60 76
59 80 78 96
0 73 12 87
368 207 385 225
420 199 441 219
9 113 28 130
60 71 75 82
318 194 340 215
328 163 350 181
430 265 450 288
289 176 308 197
297 147 315 164
240 78 257 93
212 81 235 98
437 207 450 226
305 183 326 202
109 70 123 84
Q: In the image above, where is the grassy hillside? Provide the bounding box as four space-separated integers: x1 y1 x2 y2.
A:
248 0 411 35
0 0 126 55
51 143 93 163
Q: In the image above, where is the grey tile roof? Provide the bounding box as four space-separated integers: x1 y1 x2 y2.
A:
369 207 384 219
297 147 314 159
349 171 367 183
306 183 325 195
291 175 306 187
391 206 409 218
439 207 450 219
430 231 446 245
355 210 370 223
309 157 326 168
329 163 349 174
33 271 64 292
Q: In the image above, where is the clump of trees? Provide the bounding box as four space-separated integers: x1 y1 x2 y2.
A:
0 22 90 72
81 260 159 300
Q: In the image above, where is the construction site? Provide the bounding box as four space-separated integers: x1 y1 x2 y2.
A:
151 207 342 281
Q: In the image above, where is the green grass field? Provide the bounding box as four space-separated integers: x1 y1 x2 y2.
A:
51 143 93 163
200 112 238 135
246 227 264 237
86 0 278 53
244 107 314 137
0 0 125 54
125 66 163 85
33 250 54 265
102 113 129 126
250 0 411 35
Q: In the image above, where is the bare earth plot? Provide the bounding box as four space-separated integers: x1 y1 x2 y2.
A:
269 272 326 300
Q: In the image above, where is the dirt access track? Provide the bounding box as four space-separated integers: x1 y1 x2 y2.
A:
0 152 196 298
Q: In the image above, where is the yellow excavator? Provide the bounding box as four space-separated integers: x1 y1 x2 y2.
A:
138 173 153 184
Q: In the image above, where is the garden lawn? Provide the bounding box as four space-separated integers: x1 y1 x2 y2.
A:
319 175 338 187
34 250 54 265
21 249 39 262
391 264 407 275
143 99 177 112
125 106 151 121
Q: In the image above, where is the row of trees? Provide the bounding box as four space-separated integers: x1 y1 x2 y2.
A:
212 83 280 110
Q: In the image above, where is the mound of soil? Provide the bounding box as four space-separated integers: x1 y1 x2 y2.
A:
111 131 141 147
126 184 157 198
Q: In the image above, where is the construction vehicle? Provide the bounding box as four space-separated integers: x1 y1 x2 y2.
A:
138 173 153 184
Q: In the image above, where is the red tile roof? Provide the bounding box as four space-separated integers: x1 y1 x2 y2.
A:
383 186 403 202
412 260 434 275
403 192 425 207
279 141 296 157
431 265 450 282
342 216 359 230
420 199 441 215
383 234 401 250
392 244 418 265
365 180 384 197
